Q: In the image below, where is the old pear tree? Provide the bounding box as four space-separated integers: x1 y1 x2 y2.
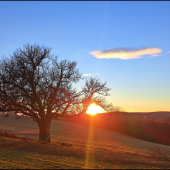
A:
0 44 112 142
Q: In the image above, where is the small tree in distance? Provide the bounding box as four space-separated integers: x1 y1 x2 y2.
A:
0 44 112 142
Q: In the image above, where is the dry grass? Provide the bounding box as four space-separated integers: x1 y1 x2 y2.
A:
0 129 32 142
1 114 170 169
0 135 170 169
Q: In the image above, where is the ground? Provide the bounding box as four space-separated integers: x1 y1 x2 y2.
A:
0 114 170 169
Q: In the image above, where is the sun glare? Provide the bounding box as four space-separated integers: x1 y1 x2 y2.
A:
86 103 105 115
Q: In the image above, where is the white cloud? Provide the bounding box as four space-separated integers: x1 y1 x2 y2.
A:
165 51 170 55
82 74 100 76
90 47 162 60
83 74 93 76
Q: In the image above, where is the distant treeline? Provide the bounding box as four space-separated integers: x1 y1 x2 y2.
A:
59 112 170 146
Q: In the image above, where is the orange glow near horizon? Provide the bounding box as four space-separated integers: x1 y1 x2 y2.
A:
86 103 105 115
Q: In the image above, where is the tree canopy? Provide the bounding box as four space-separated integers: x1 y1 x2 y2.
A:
0 44 112 142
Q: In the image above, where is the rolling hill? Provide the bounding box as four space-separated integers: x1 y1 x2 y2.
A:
0 114 170 169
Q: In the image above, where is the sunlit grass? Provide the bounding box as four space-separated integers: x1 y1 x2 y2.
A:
0 114 170 169
0 136 113 169
0 134 169 169
0 147 160 169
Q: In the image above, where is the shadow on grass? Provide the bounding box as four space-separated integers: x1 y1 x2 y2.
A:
0 129 32 141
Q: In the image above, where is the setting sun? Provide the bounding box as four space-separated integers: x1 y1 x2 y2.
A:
86 103 105 115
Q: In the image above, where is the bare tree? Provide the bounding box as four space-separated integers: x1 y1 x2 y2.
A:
106 105 125 112
0 44 111 142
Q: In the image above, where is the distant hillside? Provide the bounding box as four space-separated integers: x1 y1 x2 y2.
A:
60 111 170 146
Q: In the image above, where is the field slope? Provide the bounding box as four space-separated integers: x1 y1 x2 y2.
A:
0 115 170 169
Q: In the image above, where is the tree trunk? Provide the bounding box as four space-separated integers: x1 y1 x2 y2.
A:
39 124 51 143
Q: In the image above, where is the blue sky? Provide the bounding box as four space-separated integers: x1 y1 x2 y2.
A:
0 1 170 112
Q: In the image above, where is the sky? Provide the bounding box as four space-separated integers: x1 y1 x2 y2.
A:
0 1 170 112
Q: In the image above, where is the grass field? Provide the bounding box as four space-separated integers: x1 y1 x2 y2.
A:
0 114 170 169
